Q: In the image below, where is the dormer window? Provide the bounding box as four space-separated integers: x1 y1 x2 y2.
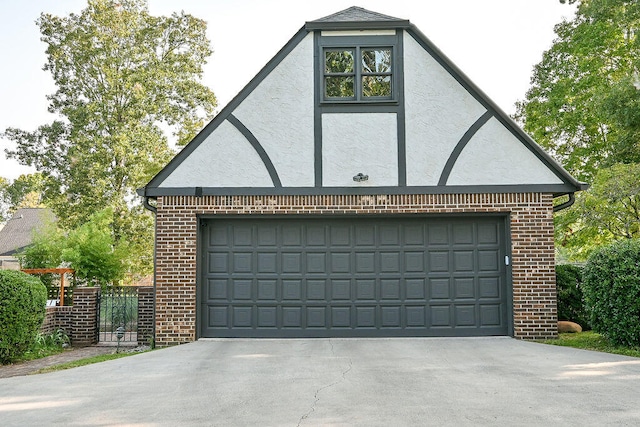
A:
323 46 393 101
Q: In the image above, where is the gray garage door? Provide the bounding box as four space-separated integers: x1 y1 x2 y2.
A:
200 216 509 338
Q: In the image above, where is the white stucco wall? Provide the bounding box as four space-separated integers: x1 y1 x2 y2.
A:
447 117 564 185
233 33 315 187
403 32 487 186
159 119 273 187
322 113 398 187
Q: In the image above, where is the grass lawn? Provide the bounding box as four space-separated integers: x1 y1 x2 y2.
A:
538 331 640 358
33 352 142 374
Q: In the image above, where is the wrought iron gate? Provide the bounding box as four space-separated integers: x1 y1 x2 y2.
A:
98 287 138 343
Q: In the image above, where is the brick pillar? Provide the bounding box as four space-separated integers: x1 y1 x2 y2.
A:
71 287 100 346
137 286 155 346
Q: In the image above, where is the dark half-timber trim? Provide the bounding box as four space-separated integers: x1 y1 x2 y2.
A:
227 114 282 188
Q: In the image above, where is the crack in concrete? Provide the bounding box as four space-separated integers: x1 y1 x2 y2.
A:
297 340 353 426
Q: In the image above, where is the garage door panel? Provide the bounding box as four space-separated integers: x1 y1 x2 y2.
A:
356 306 376 327
479 277 501 298
257 280 276 300
331 306 351 327
404 224 425 245
201 217 509 338
331 280 351 300
406 279 425 299
330 253 351 273
480 304 502 326
453 223 474 244
454 278 475 299
257 307 277 327
430 278 451 299
356 279 376 300
453 251 474 271
282 280 302 299
428 224 448 245
355 252 375 273
232 279 252 300
380 252 400 272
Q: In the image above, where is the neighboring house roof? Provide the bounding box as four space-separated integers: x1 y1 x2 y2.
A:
0 208 56 256
139 6 587 199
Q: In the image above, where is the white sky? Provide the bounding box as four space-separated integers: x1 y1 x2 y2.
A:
0 0 576 181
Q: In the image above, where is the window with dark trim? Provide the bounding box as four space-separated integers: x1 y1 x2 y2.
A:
323 46 393 101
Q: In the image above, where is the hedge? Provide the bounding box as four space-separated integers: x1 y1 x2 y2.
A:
0 270 47 364
582 239 640 347
556 264 590 329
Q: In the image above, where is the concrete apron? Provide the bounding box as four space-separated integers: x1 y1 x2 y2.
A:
1 337 639 426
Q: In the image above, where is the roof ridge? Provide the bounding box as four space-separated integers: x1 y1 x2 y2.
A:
310 6 404 23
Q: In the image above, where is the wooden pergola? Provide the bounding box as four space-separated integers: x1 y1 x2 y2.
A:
22 268 75 306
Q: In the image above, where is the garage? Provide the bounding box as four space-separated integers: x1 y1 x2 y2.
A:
200 216 509 338
141 7 586 344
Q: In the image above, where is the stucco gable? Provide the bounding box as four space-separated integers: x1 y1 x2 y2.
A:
141 7 586 199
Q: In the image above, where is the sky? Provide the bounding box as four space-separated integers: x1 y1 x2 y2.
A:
0 0 577 181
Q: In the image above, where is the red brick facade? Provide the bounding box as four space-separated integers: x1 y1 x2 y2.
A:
154 193 557 346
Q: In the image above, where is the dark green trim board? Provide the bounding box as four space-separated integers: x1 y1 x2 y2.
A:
143 183 581 197
227 114 282 188
142 26 310 191
395 29 406 187
314 30 323 187
438 111 492 186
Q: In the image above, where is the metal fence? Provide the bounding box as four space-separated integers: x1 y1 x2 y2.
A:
99 286 138 343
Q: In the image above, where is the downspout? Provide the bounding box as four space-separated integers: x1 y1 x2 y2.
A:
142 194 157 347
553 193 575 212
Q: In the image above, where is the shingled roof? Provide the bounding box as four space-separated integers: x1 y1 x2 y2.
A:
306 6 409 30
0 208 55 256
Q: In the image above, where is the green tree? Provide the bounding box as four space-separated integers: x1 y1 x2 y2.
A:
557 163 640 260
3 0 217 276
19 208 127 287
515 0 640 182
62 208 127 287
0 173 50 223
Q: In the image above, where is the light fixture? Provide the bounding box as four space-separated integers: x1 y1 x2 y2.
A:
353 173 369 182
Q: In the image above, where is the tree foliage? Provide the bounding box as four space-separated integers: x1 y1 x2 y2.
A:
557 163 640 260
516 0 640 182
0 173 49 223
19 208 127 287
2 0 216 276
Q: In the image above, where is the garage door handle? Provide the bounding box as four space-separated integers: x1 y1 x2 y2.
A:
505 256 510 266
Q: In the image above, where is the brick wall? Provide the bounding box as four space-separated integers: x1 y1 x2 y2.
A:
42 306 73 336
137 286 155 346
40 287 100 345
154 193 557 345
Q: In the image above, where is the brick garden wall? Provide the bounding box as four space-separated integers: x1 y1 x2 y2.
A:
154 193 557 346
40 287 100 345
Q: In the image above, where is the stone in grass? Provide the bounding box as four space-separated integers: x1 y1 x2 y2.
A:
558 320 582 333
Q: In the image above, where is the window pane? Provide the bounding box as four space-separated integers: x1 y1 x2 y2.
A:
362 76 391 97
362 49 392 73
325 50 354 73
326 76 354 98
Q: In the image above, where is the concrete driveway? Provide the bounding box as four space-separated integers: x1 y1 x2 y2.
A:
1 337 639 426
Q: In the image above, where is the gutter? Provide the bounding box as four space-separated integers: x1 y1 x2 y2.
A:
553 193 575 212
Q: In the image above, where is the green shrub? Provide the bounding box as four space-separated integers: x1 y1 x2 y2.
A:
556 264 590 329
0 270 47 364
582 239 640 347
